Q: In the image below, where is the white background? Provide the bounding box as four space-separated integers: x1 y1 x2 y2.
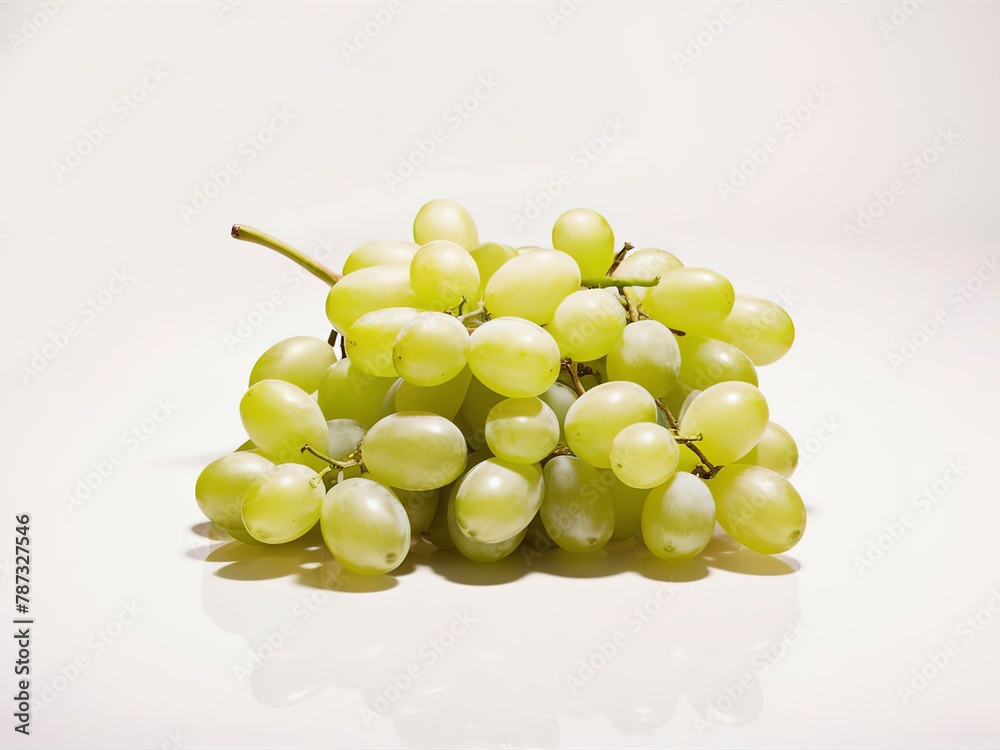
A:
2 1 999 748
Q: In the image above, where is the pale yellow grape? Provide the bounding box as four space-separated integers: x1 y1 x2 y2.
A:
458 376 505 446
688 294 795 366
249 336 337 394
677 382 769 471
467 318 561 398
545 289 626 361
676 334 758 390
413 198 479 250
538 382 577 442
242 464 324 544
446 488 526 562
321 477 411 574
453 458 544 542
563 381 657 468
609 423 680 490
485 397 559 464
709 465 805 554
612 248 683 301
195 452 275 531
641 473 715 559
470 242 518 299
410 240 480 310
393 312 469 386
394 487 440 534
235 439 256 452
734 421 798 478
325 265 423 334
361 411 468 490
239 380 329 471
326 418 365 480
316 359 396 429
484 249 581 325
605 320 680 397
551 207 615 279
345 307 420 378
660 379 699 420
598 469 647 542
427 486 456 549
342 239 419 275
393 366 472 420
644 268 735 330
541 456 615 553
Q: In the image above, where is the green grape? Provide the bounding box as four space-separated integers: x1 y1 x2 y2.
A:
551 207 615 279
545 289 626 361
598 469 647 542
321 477 411 574
446 486 526 562
345 307 420 378
609 423 679 489
458 376 505 446
688 294 795 366
394 366 472 420
605 320 680 397
195 452 275 531
239 380 329 471
563 381 657 468
426 485 456 549
641 472 715 559
326 418 365 480
394 486 440 534
612 248 683 302
409 240 480 310
453 458 544 542
540 456 615 553
467 318 561 398
242 463 325 544
470 242 518 299
316 359 396 429
538 382 577 442
235 439 256 452
361 411 468 490
644 267 735 331
485 396 559 464
483 249 581 325
342 239 419 275
412 198 479 250
393 311 470 386
676 333 758 390
677 382 769 471
709 465 805 554
520 511 555 555
734 421 798 478
660 379 699 420
248 336 337 394
325 265 423 334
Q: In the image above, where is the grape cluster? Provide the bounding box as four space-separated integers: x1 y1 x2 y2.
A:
196 199 805 575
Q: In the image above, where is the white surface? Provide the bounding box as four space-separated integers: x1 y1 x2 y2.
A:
2 1 999 748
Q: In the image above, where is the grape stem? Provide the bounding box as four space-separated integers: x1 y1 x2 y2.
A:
561 359 587 396
606 242 634 275
623 287 643 323
582 276 658 289
301 443 358 470
231 225 343 285
654 399 724 479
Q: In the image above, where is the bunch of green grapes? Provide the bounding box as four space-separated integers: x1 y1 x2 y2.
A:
195 199 804 575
